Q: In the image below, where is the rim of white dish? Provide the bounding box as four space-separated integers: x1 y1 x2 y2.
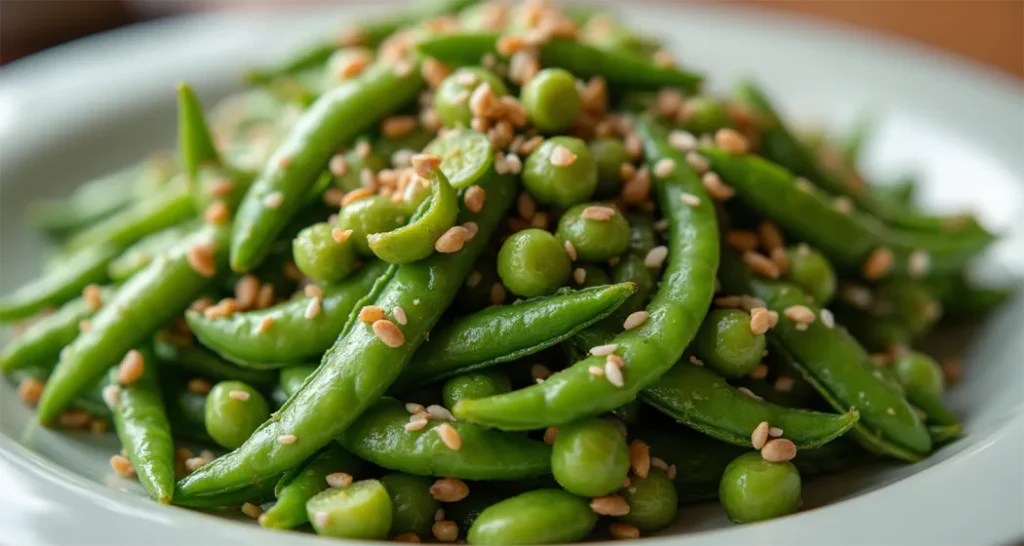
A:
1 2 1022 545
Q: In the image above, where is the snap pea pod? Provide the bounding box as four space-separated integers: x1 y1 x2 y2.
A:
337 397 551 480
279 365 317 398
259 445 367 529
1 286 115 373
928 424 963 445
644 362 858 449
718 251 931 460
467 489 598 545
174 472 280 510
871 177 917 210
64 180 196 253
392 283 636 390
107 347 175 503
185 261 389 364
152 337 278 387
175 170 517 501
452 117 718 430
36 224 230 423
108 223 196 282
178 83 221 181
367 167 459 264
230 62 424 272
832 304 911 353
0 243 118 322
701 147 983 278
244 42 340 86
416 33 703 91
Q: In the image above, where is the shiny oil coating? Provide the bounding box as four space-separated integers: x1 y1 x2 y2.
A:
230 63 424 272
642 362 859 449
36 224 229 423
185 261 389 363
0 243 118 322
452 118 718 430
174 172 517 500
338 397 551 480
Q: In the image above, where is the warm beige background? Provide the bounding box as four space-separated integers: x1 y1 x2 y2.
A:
1 0 1022 78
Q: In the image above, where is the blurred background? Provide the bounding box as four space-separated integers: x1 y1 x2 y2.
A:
1 0 1021 78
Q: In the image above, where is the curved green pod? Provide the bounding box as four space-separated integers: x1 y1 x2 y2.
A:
65 180 196 253
0 244 118 322
338 398 551 480
368 166 459 264
260 446 366 529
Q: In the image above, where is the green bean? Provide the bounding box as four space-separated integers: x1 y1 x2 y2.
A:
338 397 551 480
551 417 629 497
1 286 115 373
106 347 175 503
307 479 393 539
108 223 196 282
151 337 278 386
467 489 598 545
379 473 441 537
36 224 229 423
368 167 459 264
185 260 388 364
64 180 195 252
230 62 423 272
643 363 858 449
0 244 118 322
442 370 512 408
719 451 802 523
178 84 221 181
452 117 718 430
417 33 702 91
618 469 678 531
174 472 280 510
260 445 366 529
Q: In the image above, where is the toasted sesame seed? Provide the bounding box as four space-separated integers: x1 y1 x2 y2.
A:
117 350 145 385
783 305 816 325
405 418 428 432
668 130 698 151
572 267 587 285
427 404 455 421
278 156 292 169
700 171 735 201
313 511 330 529
466 270 483 289
543 427 559 445
609 522 640 540
819 308 835 328
326 472 353 488
743 251 781 279
503 153 523 174
432 520 458 542
263 191 284 209
589 366 605 376
110 454 135 478
589 343 618 356
689 355 705 367
188 378 212 395
17 377 44 407
653 158 676 178
519 135 544 155
328 154 350 177
464 185 486 213
590 495 631 516
769 427 784 437
204 200 230 225
304 297 322 319
341 188 374 207
437 423 461 450
737 386 763 401
607 354 625 369
761 438 797 462
908 250 931 278
685 150 709 173
332 228 353 244
394 306 408 325
394 533 421 543
82 284 103 311
679 192 701 207
749 363 769 380
715 128 749 155
208 178 235 197
373 319 405 347
774 376 795 393
650 456 669 471
564 240 578 261
751 421 770 449
725 230 758 252
604 361 624 386
278 434 298 445
431 478 470 503
549 145 578 167
644 246 669 269
241 502 262 519
623 310 649 330
629 439 650 478
489 282 506 306
382 115 418 139
359 305 385 323
862 247 894 280
516 192 536 220
757 222 784 252
187 243 217 278
360 167 377 190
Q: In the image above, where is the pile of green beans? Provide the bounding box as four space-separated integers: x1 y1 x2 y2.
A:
1 0 1011 542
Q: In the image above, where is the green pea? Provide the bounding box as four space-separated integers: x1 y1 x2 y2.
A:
611 253 654 319
333 138 391 193
307 479 393 539
520 68 581 133
279 365 316 398
784 244 837 304
590 138 631 199
379 473 440 537
338 196 406 256
468 489 597 545
877 279 941 337
719 452 802 523
552 417 630 497
891 351 944 398
575 265 612 288
680 96 732 135
434 67 508 128
457 259 503 312
692 309 767 378
497 229 571 297
556 203 630 263
292 222 358 283
443 370 513 408
619 469 678 531
203 380 270 450
522 137 597 208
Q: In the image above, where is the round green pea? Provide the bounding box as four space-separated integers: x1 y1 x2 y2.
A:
619 469 678 531
784 245 837 304
552 417 630 497
520 68 581 133
575 264 612 288
891 351 945 398
468 489 597 545
497 229 571 297
442 370 513 408
307 479 393 539
680 96 732 136
379 473 440 537
590 138 632 199
434 67 508 128
522 136 597 208
556 203 630 263
337 196 406 256
204 380 270 450
719 452 802 524
692 309 767 378
292 222 358 283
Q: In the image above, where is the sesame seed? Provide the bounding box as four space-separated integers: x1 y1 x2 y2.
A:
117 350 145 385
394 306 408 325
564 240 578 261
689 355 704 367
516 191 536 220
650 457 669 471
435 226 470 254
629 439 650 478
774 376 795 393
373 319 405 347
725 230 759 252
761 438 797 462
833 196 854 213
590 495 630 516
862 247 894 280
278 156 292 169
679 192 701 207
332 228 353 244
431 521 458 542
609 523 641 540
783 305 816 324
543 427 559 445
519 135 544 155
504 153 523 175
342 188 374 206
359 305 385 323
427 404 455 421
751 421 770 449
83 284 103 311
701 171 735 201
549 145 578 167
360 167 377 190
326 472 353 488
623 310 649 330
743 250 781 279
109 454 135 478
405 419 428 432
842 283 874 309
769 427 784 437
263 191 284 209
489 282 506 306
667 464 677 479
313 511 330 529
464 185 486 213
329 154 349 177
653 158 676 178
394 533 421 543
188 378 212 395
226 389 251 402
17 378 44 407
430 478 470 503
588 366 605 376
187 243 217 278
749 363 769 380
607 354 625 368
668 130 698 151
239 502 263 519
466 270 482 288
908 250 931 278
278 434 298 445
653 219 669 232
604 361 624 386
820 308 835 328
573 267 587 285
405 403 425 415
79 319 92 333
382 115 418 139
100 384 121 409
644 246 669 269
204 200 230 225
437 423 461 450
737 386 763 401
715 128 749 155
685 150 709 173
304 297 322 319
589 343 618 356
208 178 235 197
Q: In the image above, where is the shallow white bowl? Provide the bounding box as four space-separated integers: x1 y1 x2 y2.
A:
1 3 1022 545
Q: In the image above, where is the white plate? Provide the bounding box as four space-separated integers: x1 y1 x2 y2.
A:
1 3 1022 545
